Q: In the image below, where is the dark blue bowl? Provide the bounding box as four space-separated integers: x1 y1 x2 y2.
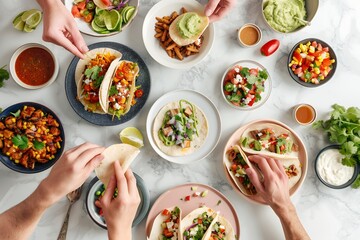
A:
0 102 65 173
314 145 359 189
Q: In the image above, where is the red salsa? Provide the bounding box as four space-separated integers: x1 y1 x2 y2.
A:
15 47 55 86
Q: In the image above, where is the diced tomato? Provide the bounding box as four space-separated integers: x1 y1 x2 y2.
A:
71 5 81 18
135 89 143 98
323 47 329 52
293 51 302 62
293 67 303 75
231 164 238 172
162 209 171 216
226 69 236 80
89 94 99 103
248 97 255 106
83 13 93 23
184 195 191 201
76 1 86 10
249 68 258 76
322 58 332 67
84 84 92 92
198 218 203 224
163 228 174 237
311 41 317 47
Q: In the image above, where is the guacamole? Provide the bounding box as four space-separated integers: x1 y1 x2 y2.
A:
263 0 307 33
176 12 202 39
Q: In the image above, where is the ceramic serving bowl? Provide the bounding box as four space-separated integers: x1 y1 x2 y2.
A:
287 38 337 88
9 43 59 90
315 145 359 189
261 0 319 33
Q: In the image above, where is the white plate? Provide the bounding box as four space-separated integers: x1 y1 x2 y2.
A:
142 0 215 69
146 90 221 164
64 0 139 37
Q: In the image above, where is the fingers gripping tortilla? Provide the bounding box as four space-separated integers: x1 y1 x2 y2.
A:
149 206 182 240
95 144 140 186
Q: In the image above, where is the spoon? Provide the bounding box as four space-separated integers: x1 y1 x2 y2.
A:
57 185 83 240
294 17 311 26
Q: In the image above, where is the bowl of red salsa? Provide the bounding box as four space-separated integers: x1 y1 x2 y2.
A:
221 60 272 110
10 43 59 89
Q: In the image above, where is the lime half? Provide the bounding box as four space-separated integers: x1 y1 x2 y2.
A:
94 9 107 28
104 10 120 31
21 9 40 22
120 127 144 148
25 11 42 28
91 19 107 33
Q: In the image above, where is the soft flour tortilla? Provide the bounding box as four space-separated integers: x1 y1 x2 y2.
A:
149 206 182 240
282 157 302 189
152 101 208 157
181 206 217 240
204 215 236 240
169 12 209 46
75 48 122 114
241 123 299 159
99 60 139 115
95 144 140 186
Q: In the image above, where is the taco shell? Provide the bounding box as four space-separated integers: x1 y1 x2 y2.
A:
95 144 140 186
149 206 182 240
204 215 236 240
169 12 209 46
152 100 208 156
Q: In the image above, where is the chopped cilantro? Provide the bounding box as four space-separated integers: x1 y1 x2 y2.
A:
216 200 222 206
240 67 249 77
33 140 45 150
258 70 268 79
84 66 101 80
12 135 29 150
93 75 104 88
0 65 9 88
108 85 118 96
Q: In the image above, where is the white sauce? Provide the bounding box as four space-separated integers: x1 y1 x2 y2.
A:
317 149 355 186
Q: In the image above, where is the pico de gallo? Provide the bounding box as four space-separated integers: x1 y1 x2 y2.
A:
289 40 336 84
209 221 227 240
223 65 268 107
159 207 181 239
183 211 215 240
227 146 256 195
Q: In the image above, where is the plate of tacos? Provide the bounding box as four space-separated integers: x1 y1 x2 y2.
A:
146 89 221 164
146 183 240 239
65 42 150 126
223 119 307 204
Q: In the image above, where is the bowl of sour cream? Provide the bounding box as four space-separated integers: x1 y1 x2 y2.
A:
315 145 359 189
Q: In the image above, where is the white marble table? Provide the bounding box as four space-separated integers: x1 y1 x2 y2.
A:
1 0 360 239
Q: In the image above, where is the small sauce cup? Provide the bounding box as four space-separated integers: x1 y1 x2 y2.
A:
293 104 316 125
237 23 262 47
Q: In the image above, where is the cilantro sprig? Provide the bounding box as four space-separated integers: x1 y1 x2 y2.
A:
12 135 29 150
313 104 360 188
33 140 45 150
0 65 10 88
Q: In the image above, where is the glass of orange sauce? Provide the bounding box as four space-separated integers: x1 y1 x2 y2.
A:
237 23 262 47
293 104 317 125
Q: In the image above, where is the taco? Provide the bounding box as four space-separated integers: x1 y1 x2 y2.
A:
224 145 258 196
181 206 218 240
282 158 302 189
169 12 209 46
149 206 182 240
99 60 139 119
75 48 122 114
95 143 140 186
152 99 208 156
240 123 299 159
204 215 236 240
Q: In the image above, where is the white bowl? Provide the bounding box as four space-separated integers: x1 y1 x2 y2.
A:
142 0 215 69
10 43 59 89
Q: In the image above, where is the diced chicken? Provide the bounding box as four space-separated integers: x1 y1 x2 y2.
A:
162 126 173 137
0 122 5 130
183 140 191 148
170 108 179 117
250 130 260 140
268 144 276 153
184 107 193 117
292 143 299 152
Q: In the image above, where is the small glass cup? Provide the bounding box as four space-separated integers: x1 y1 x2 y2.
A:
293 104 316 125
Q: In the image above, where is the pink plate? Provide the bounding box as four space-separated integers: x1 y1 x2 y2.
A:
145 183 240 239
222 119 308 204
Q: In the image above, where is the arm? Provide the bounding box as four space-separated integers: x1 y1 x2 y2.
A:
0 142 104 240
100 161 141 240
36 0 88 59
246 155 310 240
204 0 236 22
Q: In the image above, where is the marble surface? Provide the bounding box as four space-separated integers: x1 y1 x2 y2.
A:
1 0 360 239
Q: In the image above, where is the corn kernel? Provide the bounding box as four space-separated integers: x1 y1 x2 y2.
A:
315 60 321 66
12 118 16 123
36 155 40 159
331 59 335 63
46 129 49 132
41 112 44 117
6 152 10 156
46 146 50 152
37 128 41 133
314 68 320 74
57 142 61 148
51 155 55 158
320 75 325 80
306 42 311 47
15 160 19 164
0 134 3 137
309 46 315 53
43 140 47 143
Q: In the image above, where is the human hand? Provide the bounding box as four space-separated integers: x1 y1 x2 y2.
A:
101 161 140 240
40 142 104 204
37 0 88 59
246 155 293 213
204 0 236 22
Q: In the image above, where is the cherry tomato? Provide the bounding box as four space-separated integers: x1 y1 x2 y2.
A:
162 209 171 216
260 39 280 56
135 89 143 98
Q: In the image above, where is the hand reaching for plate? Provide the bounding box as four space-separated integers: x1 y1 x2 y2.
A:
204 0 236 22
36 0 89 59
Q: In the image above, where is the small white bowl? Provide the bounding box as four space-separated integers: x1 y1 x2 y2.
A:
10 43 59 89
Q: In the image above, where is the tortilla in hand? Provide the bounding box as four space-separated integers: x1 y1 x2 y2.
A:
95 144 140 186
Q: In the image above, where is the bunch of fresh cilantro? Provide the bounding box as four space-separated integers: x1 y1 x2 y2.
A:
313 104 360 188
0 65 10 88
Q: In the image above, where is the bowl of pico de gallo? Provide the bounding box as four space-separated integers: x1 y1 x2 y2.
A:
288 38 337 87
221 60 272 110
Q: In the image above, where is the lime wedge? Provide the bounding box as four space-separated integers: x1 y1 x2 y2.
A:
104 9 120 31
124 7 135 23
13 15 25 31
94 9 107 28
91 19 107 33
21 9 40 22
13 11 26 24
26 11 42 28
115 14 122 31
119 127 144 148
23 24 35 33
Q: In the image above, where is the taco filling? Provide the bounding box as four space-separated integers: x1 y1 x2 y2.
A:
158 100 198 149
79 52 117 112
209 221 227 240
183 211 215 240
160 207 181 239
241 127 298 155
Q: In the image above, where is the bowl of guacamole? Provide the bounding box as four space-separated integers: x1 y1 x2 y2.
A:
262 0 318 33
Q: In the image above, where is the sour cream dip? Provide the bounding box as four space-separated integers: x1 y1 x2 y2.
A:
316 148 355 186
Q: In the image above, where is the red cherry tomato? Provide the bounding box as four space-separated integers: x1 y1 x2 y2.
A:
260 39 280 56
134 89 143 98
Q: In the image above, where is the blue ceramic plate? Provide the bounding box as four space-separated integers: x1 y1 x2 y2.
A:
85 174 150 229
65 42 151 126
0 102 65 173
